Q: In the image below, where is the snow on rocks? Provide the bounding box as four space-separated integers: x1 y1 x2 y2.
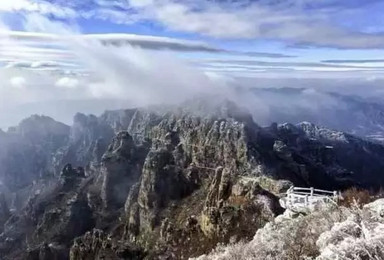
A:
192 199 384 260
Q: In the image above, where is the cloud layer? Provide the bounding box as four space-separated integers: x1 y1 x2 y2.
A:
4 0 383 49
1 0 384 129
0 14 225 127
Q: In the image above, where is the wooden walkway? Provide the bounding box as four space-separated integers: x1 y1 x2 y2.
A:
279 187 339 213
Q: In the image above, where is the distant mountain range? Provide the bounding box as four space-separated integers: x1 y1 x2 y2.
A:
246 87 384 142
4 87 384 145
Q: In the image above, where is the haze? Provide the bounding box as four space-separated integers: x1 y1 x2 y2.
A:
1 0 384 129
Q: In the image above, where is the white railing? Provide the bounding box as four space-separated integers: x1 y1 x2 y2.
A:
280 187 339 213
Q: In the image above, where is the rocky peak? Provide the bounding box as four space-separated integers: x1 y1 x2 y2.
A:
179 98 256 124
16 115 70 141
71 113 114 145
53 113 116 176
103 132 135 159
101 131 146 210
296 121 349 143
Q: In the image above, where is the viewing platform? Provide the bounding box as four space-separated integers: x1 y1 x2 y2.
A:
279 187 339 213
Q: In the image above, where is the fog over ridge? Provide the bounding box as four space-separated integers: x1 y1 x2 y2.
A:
1 10 384 133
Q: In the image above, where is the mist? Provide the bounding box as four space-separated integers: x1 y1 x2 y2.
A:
0 43 227 128
0 14 226 128
2 13 384 134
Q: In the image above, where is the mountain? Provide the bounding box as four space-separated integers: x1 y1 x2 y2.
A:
246 87 384 142
0 115 70 212
0 100 384 259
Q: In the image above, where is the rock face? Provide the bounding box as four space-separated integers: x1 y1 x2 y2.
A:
100 131 146 210
0 164 93 260
54 113 116 176
1 100 384 259
70 229 144 260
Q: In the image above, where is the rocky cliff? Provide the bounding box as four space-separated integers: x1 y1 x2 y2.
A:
0 100 384 259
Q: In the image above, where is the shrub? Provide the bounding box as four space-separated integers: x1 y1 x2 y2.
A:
339 187 372 208
227 195 250 208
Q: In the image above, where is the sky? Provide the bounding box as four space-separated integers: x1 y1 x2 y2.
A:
0 0 384 127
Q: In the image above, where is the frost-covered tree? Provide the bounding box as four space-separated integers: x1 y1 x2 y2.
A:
193 199 384 260
317 200 384 260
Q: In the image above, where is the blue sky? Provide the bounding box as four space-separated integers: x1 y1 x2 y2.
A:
0 0 384 126
1 0 384 65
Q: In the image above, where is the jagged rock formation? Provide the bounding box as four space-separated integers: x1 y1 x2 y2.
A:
70 229 144 260
0 164 92 260
100 131 146 210
1 100 384 259
54 113 116 176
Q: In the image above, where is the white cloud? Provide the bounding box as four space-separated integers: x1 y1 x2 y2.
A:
3 29 384 77
75 41 220 104
0 30 229 53
55 77 79 88
9 76 26 88
1 0 384 131
122 0 384 49
2 0 384 49
4 60 78 70
0 0 76 18
0 15 224 127
129 0 154 8
0 0 40 12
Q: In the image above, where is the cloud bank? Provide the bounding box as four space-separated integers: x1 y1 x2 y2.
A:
3 0 384 49
8 0 382 49
1 1 384 132
0 14 225 128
